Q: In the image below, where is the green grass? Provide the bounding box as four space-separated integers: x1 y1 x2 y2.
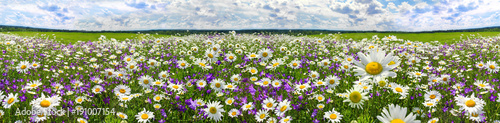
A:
2 31 171 44
308 32 500 44
3 31 500 44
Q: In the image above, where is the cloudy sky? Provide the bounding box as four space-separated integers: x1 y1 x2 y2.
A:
1 0 499 31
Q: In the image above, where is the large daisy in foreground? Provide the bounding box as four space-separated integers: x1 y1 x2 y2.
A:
376 104 420 123
353 49 399 80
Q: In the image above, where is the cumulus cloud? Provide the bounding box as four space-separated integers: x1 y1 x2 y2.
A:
0 0 499 31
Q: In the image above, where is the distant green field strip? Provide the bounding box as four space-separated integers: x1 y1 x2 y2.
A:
308 32 500 43
4 31 170 44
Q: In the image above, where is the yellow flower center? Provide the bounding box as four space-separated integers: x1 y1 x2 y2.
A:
479 84 485 87
329 114 337 119
215 83 221 88
173 85 179 89
31 84 37 87
471 113 479 117
141 114 149 119
209 107 217 114
430 95 436 99
213 47 217 51
349 91 362 103
415 73 421 76
344 65 349 69
127 58 131 61
251 69 256 73
259 114 266 119
246 105 252 108
379 81 386 87
21 65 27 69
77 98 83 102
442 78 448 81
229 56 234 60
317 96 323 100
227 85 233 88
465 100 476 107
284 118 289 122
250 54 256 58
33 64 38 67
347 58 352 61
273 63 279 67
108 72 113 76
40 100 51 107
312 74 317 78
199 82 204 86
143 80 149 84
280 106 287 112
329 80 335 84
266 102 273 108
231 112 237 116
479 64 483 67
299 85 306 89
395 87 403 92
155 96 161 100
390 119 405 123
150 62 155 66
119 89 126 93
489 65 495 69
263 81 269 85
227 100 233 104
208 54 213 58
426 103 434 106
365 62 383 75
293 63 298 67
129 65 135 69
7 98 15 104
262 52 268 57
199 63 206 67
318 81 323 85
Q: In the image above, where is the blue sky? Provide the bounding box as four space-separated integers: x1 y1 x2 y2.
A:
1 0 499 31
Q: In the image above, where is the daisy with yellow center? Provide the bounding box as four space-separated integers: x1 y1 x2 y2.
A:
275 99 291 116
295 83 311 92
196 80 207 88
242 102 254 111
353 49 399 80
135 108 154 123
210 78 226 92
113 85 131 96
376 104 420 123
324 108 343 123
30 93 61 112
228 109 240 118
343 86 369 109
255 109 268 122
3 93 18 109
262 98 276 110
456 94 485 113
204 101 225 122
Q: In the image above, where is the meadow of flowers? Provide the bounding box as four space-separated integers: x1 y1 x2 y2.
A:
0 32 499 123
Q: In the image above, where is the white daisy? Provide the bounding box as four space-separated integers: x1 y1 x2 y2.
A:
376 104 420 123
352 49 399 80
135 108 154 123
